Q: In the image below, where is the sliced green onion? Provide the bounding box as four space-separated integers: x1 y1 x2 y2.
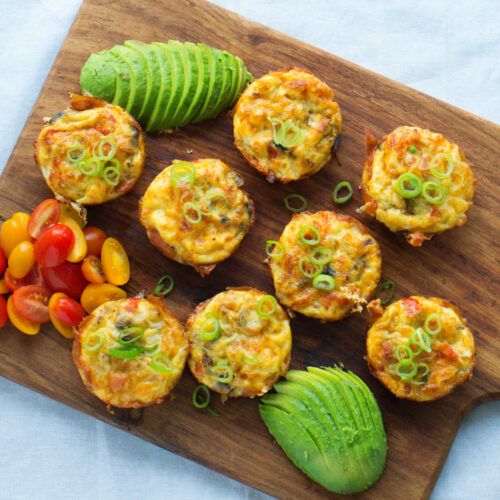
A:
102 159 122 186
394 359 417 381
183 201 202 224
150 353 174 373
67 144 87 164
422 181 446 204
199 313 220 342
411 362 430 385
77 157 102 177
256 295 277 318
394 344 414 362
312 274 335 291
153 274 174 296
265 240 285 259
332 181 353 204
424 313 442 336
408 146 418 154
108 346 141 360
430 153 454 179
269 118 304 149
242 353 259 364
297 225 321 246
411 327 432 353
213 360 234 383
170 161 196 187
283 193 308 213
396 172 423 199
83 330 105 352
144 343 160 354
298 257 322 278
192 384 211 409
95 136 117 160
205 187 228 208
117 326 145 346
310 246 332 266
375 279 396 305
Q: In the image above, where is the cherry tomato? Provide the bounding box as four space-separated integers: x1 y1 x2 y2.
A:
41 261 88 300
101 237 130 286
0 295 7 328
0 247 5 274
12 285 51 324
4 265 44 292
84 227 107 256
8 241 35 279
50 295 85 327
60 203 86 228
0 218 31 257
48 293 75 339
59 216 87 263
28 199 61 239
35 224 74 268
0 280 9 294
7 295 40 335
80 283 127 313
81 255 105 283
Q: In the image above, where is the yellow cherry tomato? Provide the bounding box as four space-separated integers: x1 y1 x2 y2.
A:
12 212 31 228
80 283 127 313
0 280 9 294
7 296 40 335
49 293 75 339
60 203 87 228
0 218 31 257
60 216 87 263
101 237 130 286
8 241 35 279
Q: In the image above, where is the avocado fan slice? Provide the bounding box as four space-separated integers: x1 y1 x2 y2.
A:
144 43 169 132
109 45 140 116
80 51 116 103
191 44 219 124
259 366 388 495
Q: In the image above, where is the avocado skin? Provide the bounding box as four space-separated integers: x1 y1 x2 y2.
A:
79 40 253 132
259 367 388 495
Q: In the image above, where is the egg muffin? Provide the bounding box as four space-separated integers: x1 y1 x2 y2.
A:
139 159 254 276
359 126 475 246
233 68 342 183
73 296 188 408
186 287 292 399
268 211 381 321
35 94 145 205
366 296 475 402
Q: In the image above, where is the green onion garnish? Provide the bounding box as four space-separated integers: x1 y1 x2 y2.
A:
265 240 285 259
102 159 122 186
213 360 234 383
205 187 228 209
408 146 418 154
183 201 202 225
192 384 220 416
396 172 423 199
67 143 87 164
256 295 277 318
297 225 321 246
108 346 141 360
312 274 335 291
310 246 332 266
117 326 145 346
394 344 414 362
283 193 308 213
83 330 105 352
424 313 442 336
269 118 304 149
394 359 417 381
430 153 454 179
77 157 102 177
199 313 220 342
150 353 174 373
95 136 117 160
153 274 174 296
422 181 446 204
242 353 259 364
375 279 396 305
332 181 353 204
170 161 196 188
298 257 322 278
412 327 432 353
411 362 430 385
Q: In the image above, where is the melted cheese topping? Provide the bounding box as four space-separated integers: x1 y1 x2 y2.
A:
366 296 475 402
269 211 381 321
73 296 188 408
360 126 475 244
233 68 342 183
140 159 254 274
35 99 145 205
186 288 292 398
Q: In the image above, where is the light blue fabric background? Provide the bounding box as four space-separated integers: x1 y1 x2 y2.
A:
0 1 498 499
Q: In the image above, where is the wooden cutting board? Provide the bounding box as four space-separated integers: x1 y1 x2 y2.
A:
0 0 499 498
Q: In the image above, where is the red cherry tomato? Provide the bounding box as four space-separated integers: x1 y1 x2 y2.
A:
4 265 44 292
83 227 107 257
50 295 85 326
0 295 7 328
41 261 88 300
12 285 51 323
34 224 74 268
0 247 6 274
28 199 61 239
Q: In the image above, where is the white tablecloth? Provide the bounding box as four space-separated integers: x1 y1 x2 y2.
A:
0 1 499 498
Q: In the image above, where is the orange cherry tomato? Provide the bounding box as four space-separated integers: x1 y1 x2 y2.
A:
101 237 130 286
7 296 40 335
80 283 127 313
35 224 74 268
0 280 9 294
48 293 75 339
84 227 107 256
28 199 61 239
4 265 44 292
59 216 87 263
0 295 7 328
81 255 105 284
12 285 51 324
0 218 31 257
0 247 5 274
8 241 35 279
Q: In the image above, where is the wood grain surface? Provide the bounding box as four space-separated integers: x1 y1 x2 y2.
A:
0 0 499 498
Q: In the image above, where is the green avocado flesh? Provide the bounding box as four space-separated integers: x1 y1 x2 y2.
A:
259 367 387 495
80 40 253 132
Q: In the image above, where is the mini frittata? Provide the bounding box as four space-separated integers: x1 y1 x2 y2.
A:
35 94 145 205
366 296 475 402
73 296 188 408
233 68 342 183
268 211 381 321
186 287 292 399
139 159 254 276
359 126 475 246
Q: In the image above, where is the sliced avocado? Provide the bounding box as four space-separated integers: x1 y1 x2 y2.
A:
191 44 219 123
104 50 131 110
80 51 116 102
143 43 167 132
206 50 232 122
109 45 138 115
219 52 239 112
226 54 244 108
